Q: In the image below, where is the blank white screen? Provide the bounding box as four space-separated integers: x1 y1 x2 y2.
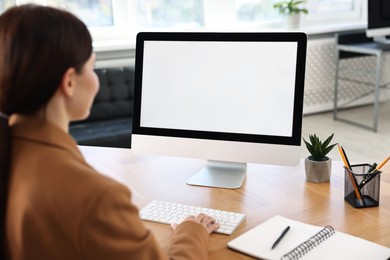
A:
140 41 297 137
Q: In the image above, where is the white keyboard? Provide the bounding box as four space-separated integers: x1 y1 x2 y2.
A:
139 200 246 235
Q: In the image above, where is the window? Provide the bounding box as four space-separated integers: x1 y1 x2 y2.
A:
130 0 364 30
235 0 280 23
135 0 203 29
233 0 362 27
2 0 366 47
47 0 114 27
0 0 16 12
303 0 363 24
307 0 356 13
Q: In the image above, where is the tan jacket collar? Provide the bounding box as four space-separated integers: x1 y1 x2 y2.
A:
10 116 84 161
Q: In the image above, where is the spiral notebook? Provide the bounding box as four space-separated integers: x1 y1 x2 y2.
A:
227 215 390 260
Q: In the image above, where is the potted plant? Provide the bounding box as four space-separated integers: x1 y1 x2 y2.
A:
273 0 308 29
303 133 337 183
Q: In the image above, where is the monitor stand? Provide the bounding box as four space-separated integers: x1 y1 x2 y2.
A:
187 160 247 189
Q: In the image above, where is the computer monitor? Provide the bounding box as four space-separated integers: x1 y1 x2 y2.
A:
132 32 307 189
366 0 390 44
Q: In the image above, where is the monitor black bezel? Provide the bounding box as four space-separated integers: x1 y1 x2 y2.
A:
133 32 307 146
368 0 390 30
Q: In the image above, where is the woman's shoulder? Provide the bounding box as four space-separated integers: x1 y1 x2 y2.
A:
13 137 131 208
48 148 130 200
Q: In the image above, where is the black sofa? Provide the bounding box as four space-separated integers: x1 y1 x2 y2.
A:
69 66 134 148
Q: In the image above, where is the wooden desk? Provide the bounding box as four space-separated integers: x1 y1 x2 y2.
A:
79 146 390 259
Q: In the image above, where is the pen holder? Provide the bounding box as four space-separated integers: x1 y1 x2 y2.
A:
344 164 381 208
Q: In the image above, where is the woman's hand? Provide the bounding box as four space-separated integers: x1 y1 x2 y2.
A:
171 213 220 234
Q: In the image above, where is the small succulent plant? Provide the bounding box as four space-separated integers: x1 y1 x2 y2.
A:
303 133 337 161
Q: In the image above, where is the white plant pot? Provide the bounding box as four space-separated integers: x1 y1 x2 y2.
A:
305 157 332 183
285 14 301 29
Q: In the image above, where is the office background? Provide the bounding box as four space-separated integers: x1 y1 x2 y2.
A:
2 0 389 170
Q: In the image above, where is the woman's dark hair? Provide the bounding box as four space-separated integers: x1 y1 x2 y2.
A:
0 4 92 258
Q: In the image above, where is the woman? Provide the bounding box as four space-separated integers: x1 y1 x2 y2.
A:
0 4 219 260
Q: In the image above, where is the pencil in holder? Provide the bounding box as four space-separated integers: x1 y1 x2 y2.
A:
344 164 381 208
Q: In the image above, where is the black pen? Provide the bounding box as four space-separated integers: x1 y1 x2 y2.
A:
271 226 290 249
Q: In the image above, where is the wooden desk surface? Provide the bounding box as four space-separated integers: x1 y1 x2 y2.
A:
79 146 390 258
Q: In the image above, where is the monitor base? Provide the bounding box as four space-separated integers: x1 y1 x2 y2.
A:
187 160 247 189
